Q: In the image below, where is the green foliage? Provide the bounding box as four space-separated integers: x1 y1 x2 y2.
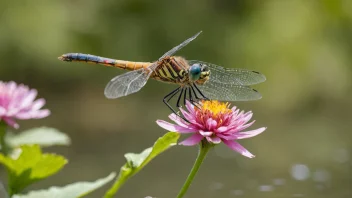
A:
6 127 71 148
0 145 67 195
12 172 116 198
0 121 9 154
104 132 180 198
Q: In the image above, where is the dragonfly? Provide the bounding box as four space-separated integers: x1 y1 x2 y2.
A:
58 31 266 116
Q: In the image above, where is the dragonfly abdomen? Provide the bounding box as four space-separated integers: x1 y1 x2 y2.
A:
59 53 106 64
58 53 152 71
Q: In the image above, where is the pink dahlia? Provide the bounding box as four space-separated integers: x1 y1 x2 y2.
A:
156 100 266 158
0 81 50 129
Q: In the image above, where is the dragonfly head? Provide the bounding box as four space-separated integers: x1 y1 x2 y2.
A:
189 63 210 84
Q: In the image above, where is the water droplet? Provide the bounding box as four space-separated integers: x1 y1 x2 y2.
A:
209 182 224 191
312 169 330 182
246 179 258 189
258 185 274 192
230 189 244 196
273 178 286 185
291 164 310 181
333 148 349 163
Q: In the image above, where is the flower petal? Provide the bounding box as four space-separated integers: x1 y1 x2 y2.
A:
206 118 217 130
236 127 266 139
224 120 256 135
222 140 255 158
19 89 38 109
231 106 237 111
180 108 195 122
32 109 51 119
15 109 50 119
0 81 50 125
206 136 221 144
185 100 196 115
0 107 5 116
179 133 203 146
232 110 244 121
156 120 196 133
14 112 31 119
2 117 19 129
232 108 239 116
232 111 246 122
169 113 190 128
241 111 253 124
199 130 213 137
215 126 229 133
31 98 46 111
235 120 255 132
216 133 237 140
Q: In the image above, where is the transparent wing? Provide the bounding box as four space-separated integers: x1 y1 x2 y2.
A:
197 81 262 101
104 68 152 99
188 60 266 86
159 31 202 60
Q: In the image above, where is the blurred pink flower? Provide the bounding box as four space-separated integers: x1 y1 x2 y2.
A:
156 100 266 158
0 81 50 129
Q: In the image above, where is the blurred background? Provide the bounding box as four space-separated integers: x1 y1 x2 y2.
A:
1 0 352 197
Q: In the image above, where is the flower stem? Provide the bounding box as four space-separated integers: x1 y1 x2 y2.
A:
176 141 211 198
104 173 131 198
0 121 9 155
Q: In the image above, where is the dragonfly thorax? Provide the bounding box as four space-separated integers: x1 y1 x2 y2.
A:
153 56 210 85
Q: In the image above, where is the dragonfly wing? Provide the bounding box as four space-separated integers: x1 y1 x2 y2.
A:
159 31 202 60
197 81 262 101
188 60 266 86
104 68 152 99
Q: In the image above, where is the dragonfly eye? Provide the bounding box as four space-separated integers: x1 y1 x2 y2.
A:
201 64 209 72
189 64 202 81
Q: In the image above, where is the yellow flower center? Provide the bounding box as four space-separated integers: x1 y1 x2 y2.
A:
198 100 232 117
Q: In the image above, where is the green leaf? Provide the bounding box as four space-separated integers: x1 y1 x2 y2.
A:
6 127 71 147
0 145 67 195
12 172 116 198
104 132 180 198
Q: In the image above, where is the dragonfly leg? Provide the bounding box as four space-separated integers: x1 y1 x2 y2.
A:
193 84 210 100
188 87 194 103
190 85 201 101
190 84 208 108
176 87 184 108
163 87 189 123
167 87 180 103
183 87 188 107
188 86 201 109
163 87 181 115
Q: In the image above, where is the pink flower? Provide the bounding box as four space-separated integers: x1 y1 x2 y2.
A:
0 81 50 129
156 100 266 158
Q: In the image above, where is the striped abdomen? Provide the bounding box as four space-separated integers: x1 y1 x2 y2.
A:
153 56 190 84
58 53 152 71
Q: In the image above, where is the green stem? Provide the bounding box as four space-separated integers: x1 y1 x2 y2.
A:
176 141 211 198
0 121 9 155
104 173 131 198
